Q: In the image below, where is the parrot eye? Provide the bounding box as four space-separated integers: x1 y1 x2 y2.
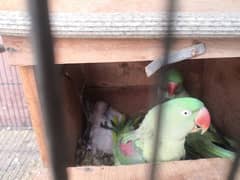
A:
181 110 192 116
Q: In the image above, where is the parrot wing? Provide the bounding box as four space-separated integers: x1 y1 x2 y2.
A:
110 116 145 165
185 130 235 160
112 131 145 165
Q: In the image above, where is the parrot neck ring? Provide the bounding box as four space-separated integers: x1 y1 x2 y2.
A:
191 107 211 135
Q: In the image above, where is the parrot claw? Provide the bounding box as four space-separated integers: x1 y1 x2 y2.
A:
191 125 207 135
100 121 113 130
191 125 202 133
201 128 207 135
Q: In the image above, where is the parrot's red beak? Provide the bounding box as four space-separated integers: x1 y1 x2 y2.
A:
167 82 178 96
192 107 211 134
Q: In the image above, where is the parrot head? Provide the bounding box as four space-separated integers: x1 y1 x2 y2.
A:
165 69 184 97
160 97 211 140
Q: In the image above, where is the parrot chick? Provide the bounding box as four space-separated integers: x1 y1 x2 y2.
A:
89 101 123 154
159 69 189 101
113 97 211 165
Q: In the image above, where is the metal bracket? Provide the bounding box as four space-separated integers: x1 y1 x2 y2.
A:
145 43 206 77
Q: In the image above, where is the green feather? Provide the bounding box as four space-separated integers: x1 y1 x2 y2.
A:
165 69 183 84
185 130 236 159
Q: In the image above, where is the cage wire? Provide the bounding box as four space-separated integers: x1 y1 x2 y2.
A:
149 0 176 179
27 0 240 180
0 45 31 128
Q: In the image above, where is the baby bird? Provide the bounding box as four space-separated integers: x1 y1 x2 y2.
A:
89 101 123 154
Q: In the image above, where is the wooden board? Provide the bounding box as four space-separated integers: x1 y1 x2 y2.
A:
18 66 49 165
202 59 240 141
33 158 239 180
1 0 240 12
61 74 83 165
18 66 83 166
4 37 240 66
68 62 158 88
85 86 157 116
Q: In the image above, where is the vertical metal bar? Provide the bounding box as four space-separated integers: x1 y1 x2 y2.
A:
228 148 240 180
149 0 177 180
27 0 68 180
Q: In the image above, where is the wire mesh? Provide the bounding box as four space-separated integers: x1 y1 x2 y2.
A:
0 43 31 128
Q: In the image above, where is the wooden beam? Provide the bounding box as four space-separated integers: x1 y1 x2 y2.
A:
17 66 49 166
33 158 239 180
1 0 240 13
3 37 240 66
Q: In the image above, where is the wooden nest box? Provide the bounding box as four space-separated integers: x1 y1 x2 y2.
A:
1 0 240 179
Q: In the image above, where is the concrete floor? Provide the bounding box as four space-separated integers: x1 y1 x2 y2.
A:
0 128 42 180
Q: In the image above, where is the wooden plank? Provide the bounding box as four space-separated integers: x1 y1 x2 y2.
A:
85 86 158 116
4 37 240 66
1 0 240 12
202 59 240 141
61 74 83 165
18 66 84 166
70 62 158 88
17 66 49 166
65 59 203 89
33 158 239 180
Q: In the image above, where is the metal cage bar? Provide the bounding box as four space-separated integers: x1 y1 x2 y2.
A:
149 0 176 179
27 0 68 180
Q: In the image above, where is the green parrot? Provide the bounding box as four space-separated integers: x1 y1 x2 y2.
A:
112 97 211 165
108 68 235 163
160 69 189 101
162 69 237 159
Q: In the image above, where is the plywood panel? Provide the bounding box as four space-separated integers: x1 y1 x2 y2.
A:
33 158 238 180
66 59 203 92
85 86 157 116
2 0 240 12
68 62 157 88
61 75 83 165
18 66 49 165
4 37 240 66
203 59 240 141
18 66 84 166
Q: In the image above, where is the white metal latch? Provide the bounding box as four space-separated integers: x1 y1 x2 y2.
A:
145 43 206 77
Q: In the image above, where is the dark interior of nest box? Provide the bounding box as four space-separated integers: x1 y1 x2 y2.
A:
60 58 240 165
